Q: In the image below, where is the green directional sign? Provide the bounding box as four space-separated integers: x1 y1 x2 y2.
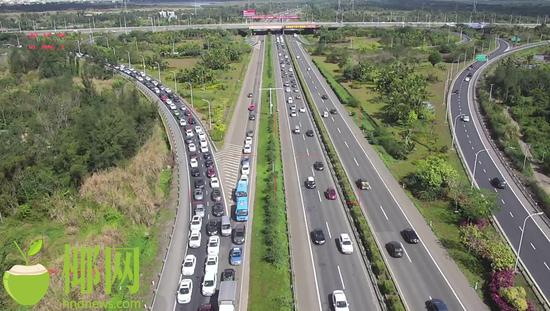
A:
511 35 521 43
475 54 488 62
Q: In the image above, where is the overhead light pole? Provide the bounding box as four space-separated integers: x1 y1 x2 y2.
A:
154 62 161 81
171 71 178 94
451 114 464 150
202 99 212 130
185 82 194 108
515 212 544 273
472 148 488 187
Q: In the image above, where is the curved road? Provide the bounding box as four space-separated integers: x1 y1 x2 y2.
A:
449 39 550 306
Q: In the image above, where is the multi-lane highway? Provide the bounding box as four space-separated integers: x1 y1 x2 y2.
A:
275 35 381 311
286 35 486 310
450 39 550 306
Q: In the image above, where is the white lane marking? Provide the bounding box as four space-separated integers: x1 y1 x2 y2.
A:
344 141 349 148
318 190 323 202
302 134 305 141
312 167 315 177
466 134 469 138
478 161 482 165
544 262 550 270
306 148 310 156
483 168 487 173
471 146 474 150
337 265 346 290
494 188 498 193
509 211 514 218
402 244 413 263
325 221 332 239
354 157 359 166
519 226 523 232
468 140 472 144
331 117 335 122
379 205 389 220
530 242 536 250
172 299 177 311
337 127 341 134
501 199 505 204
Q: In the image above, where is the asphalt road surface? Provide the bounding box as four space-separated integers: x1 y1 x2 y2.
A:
287 35 486 310
275 35 382 311
450 39 550 306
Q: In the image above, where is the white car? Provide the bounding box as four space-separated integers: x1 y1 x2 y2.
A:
241 164 250 175
204 255 219 274
190 215 202 232
338 233 354 254
201 272 217 296
332 290 350 311
186 129 194 138
299 107 306 113
465 76 471 82
195 126 204 135
322 111 329 118
179 119 187 126
194 203 205 218
166 99 173 105
461 115 470 122
189 158 198 168
154 88 160 94
198 133 206 141
245 137 253 145
243 144 252 154
181 255 197 276
207 236 220 256
290 111 297 117
240 174 249 182
188 143 197 153
165 87 172 94
199 139 208 148
210 177 220 188
188 230 201 249
285 87 291 93
200 145 209 153
176 278 192 304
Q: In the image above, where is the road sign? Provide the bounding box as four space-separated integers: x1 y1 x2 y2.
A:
511 36 521 43
475 54 488 62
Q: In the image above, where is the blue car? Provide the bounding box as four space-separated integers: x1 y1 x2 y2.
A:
426 299 448 311
229 247 242 266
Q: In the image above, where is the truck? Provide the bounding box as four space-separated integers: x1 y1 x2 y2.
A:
218 281 236 311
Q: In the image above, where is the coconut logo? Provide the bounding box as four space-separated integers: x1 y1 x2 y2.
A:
3 239 49 306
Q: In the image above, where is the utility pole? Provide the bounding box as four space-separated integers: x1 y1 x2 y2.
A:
127 51 131 68
141 56 146 72
203 99 212 130
489 84 494 101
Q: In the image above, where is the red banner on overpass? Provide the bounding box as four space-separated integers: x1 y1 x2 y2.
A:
242 9 256 17
250 15 299 20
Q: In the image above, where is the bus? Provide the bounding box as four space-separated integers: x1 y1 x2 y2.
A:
234 177 249 222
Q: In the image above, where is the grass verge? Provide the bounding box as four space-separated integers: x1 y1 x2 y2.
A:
289 39 404 311
248 35 294 311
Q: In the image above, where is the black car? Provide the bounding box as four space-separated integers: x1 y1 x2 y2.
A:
321 94 328 100
194 178 205 189
386 241 404 258
211 189 222 202
401 228 419 244
313 161 325 171
426 299 448 311
330 108 337 115
305 177 316 189
491 177 507 189
232 225 246 245
306 130 314 137
206 219 219 236
246 130 254 137
185 138 194 145
212 202 224 217
205 159 214 168
221 268 236 281
311 229 326 245
203 151 212 160
248 113 256 121
190 167 200 177
188 117 195 125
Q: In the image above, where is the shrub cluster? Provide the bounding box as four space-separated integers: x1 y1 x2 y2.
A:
367 126 412 160
489 270 534 311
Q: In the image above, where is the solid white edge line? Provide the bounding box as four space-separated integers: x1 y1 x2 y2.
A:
337 265 346 290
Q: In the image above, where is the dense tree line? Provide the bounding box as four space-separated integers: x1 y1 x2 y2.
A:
0 47 157 220
486 57 550 173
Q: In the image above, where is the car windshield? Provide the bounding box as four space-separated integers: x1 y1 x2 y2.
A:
184 261 193 267
232 250 241 256
204 280 214 286
336 301 347 307
236 210 248 216
342 240 351 245
179 288 189 294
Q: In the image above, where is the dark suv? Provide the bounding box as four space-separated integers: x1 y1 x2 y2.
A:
491 177 507 189
401 228 419 244
206 219 219 236
232 225 246 245
313 161 324 171
311 229 326 245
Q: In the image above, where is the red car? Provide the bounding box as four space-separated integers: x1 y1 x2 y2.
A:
160 95 168 102
325 187 337 200
206 166 216 178
248 103 256 111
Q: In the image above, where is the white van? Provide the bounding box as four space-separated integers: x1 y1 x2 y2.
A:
221 216 232 236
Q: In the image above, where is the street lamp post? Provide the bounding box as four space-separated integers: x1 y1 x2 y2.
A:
141 56 146 72
202 99 212 130
451 114 464 150
154 62 161 82
472 148 488 187
515 212 544 273
185 82 194 108
171 71 178 94
489 83 495 101
127 51 131 67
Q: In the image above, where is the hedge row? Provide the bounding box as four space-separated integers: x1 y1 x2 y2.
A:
289 40 405 311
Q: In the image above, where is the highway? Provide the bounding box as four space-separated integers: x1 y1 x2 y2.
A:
4 21 542 35
449 39 550 306
275 35 381 311
286 35 486 310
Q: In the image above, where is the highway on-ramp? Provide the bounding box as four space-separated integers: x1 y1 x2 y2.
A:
287 35 486 310
450 38 550 306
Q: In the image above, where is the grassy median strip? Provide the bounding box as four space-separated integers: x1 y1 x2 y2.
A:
248 36 294 311
288 41 405 311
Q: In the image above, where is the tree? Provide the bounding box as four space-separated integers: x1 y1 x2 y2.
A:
407 155 458 200
457 188 500 221
428 51 442 67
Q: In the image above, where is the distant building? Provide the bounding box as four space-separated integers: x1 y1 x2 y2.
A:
465 22 487 29
159 10 177 20
533 54 550 62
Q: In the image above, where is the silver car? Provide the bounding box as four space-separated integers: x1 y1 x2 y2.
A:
193 188 203 201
